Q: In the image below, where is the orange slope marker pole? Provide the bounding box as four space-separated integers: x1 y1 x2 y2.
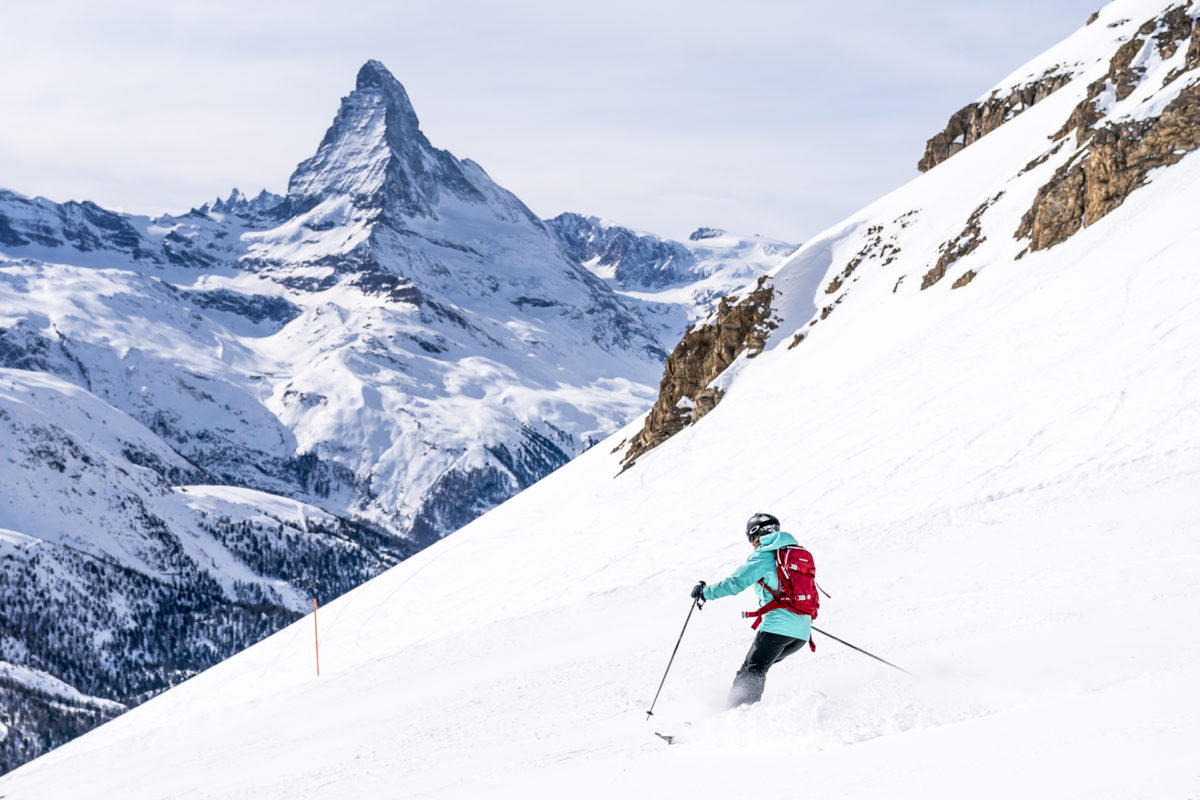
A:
313 598 320 677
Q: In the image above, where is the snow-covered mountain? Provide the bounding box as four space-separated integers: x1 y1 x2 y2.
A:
4 0 1197 796
547 212 797 341
2 59 674 537
0 60 763 772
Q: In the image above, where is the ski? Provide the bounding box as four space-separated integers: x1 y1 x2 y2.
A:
654 731 677 744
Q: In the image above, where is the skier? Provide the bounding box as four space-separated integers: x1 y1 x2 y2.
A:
691 513 817 707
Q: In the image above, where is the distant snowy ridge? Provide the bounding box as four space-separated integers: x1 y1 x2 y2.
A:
547 212 797 342
200 188 284 219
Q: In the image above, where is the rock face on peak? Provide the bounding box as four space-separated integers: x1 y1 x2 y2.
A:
284 60 513 224
355 59 419 113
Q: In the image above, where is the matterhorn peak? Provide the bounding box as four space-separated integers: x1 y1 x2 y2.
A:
283 60 507 220
354 59 421 139
356 59 404 94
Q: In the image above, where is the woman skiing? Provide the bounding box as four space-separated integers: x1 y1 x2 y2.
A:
692 512 818 707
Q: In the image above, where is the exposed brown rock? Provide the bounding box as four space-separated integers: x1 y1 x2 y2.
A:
951 270 978 289
1165 16 1200 84
1112 37 1150 101
1088 10 1100 25
918 71 1075 172
1153 4 1196 59
1020 5 1200 252
922 192 1002 289
1057 5 1196 142
619 278 778 470
1017 81 1200 252
833 224 902 290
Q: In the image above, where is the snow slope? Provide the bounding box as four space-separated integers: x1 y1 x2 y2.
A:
4 1 1200 796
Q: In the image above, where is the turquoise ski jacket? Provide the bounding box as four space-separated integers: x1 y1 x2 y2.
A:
702 530 813 641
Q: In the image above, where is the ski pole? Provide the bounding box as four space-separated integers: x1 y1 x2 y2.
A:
812 625 908 674
646 584 705 719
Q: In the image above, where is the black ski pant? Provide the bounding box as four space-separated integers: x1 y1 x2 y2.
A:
728 630 806 708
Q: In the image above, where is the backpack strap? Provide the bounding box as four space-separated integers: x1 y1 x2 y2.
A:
741 575 787 629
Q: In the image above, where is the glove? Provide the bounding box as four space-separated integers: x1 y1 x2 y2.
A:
690 581 707 600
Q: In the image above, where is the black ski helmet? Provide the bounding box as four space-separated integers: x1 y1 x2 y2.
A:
746 512 780 541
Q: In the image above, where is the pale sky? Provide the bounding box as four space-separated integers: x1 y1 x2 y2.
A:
0 0 1102 243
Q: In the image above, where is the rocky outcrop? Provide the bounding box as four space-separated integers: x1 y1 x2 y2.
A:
689 227 724 241
952 270 978 289
620 278 776 469
918 71 1075 172
922 193 1002 289
1165 13 1200 84
1017 82 1200 251
1018 7 1200 252
813 217 908 327
184 289 302 326
825 224 902 298
1057 6 1196 143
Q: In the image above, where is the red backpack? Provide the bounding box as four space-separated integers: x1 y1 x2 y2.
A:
743 545 820 632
